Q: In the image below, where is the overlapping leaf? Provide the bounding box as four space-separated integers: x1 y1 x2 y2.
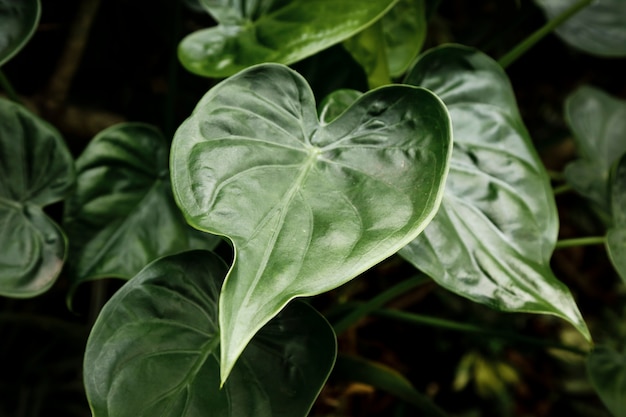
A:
0 97 74 297
535 0 626 57
564 85 626 213
178 0 399 78
607 154 626 283
0 0 40 66
171 63 452 381
84 250 336 417
587 345 626 417
63 123 219 302
398 45 589 340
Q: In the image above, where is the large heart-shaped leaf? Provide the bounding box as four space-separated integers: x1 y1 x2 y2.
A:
344 0 426 86
178 0 398 78
606 154 626 283
398 45 589 340
0 0 40 66
84 250 336 417
63 123 220 302
563 85 626 213
535 0 626 57
587 345 626 417
0 97 74 297
171 63 452 381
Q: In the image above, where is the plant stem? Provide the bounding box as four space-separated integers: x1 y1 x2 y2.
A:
332 274 431 335
373 309 589 356
553 183 573 196
0 69 20 103
547 169 565 182
555 235 606 249
498 0 594 68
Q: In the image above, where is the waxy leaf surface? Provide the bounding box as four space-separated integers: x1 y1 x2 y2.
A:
587 345 626 417
0 0 40 66
399 45 589 340
535 0 626 57
84 250 336 417
564 85 626 213
0 97 74 297
178 0 398 78
607 154 626 283
63 123 219 302
171 63 452 381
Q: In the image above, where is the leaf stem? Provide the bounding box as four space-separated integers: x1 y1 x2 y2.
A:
0 70 20 103
553 183 573 196
555 236 606 249
332 274 430 335
498 0 594 69
373 309 589 356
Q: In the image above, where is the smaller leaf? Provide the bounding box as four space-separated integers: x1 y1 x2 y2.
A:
63 123 219 304
84 250 336 417
0 0 40 66
587 345 626 417
606 154 626 283
535 0 626 57
317 88 362 124
564 85 626 212
0 97 74 297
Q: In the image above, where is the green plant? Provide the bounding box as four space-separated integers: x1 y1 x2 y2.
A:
2 0 626 416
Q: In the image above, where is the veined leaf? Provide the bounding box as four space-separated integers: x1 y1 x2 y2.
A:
0 0 40 66
607 154 626 283
318 88 363 124
535 0 626 57
399 44 590 340
587 345 626 417
63 123 220 304
84 250 336 417
0 97 74 297
564 85 626 213
178 0 399 78
171 63 452 382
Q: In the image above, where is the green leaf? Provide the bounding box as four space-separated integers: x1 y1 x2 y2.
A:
171 63 452 382
63 123 219 302
587 345 626 417
84 250 336 417
333 354 449 416
535 0 626 57
344 0 427 86
0 97 74 297
317 88 362 124
178 0 399 78
399 44 590 341
606 154 626 283
0 0 40 66
564 85 626 213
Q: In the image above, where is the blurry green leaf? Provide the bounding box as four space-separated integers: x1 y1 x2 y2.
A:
334 354 448 417
63 123 219 303
171 63 452 382
587 345 626 417
178 0 398 78
317 88 362 124
344 0 426 86
564 85 626 213
399 44 590 341
0 97 74 297
84 250 336 417
0 0 40 66
607 154 626 283
535 0 626 57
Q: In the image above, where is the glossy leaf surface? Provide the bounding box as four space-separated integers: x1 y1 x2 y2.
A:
318 88 362 124
63 123 219 300
0 0 40 66
399 45 589 340
0 97 74 297
344 0 426 86
171 63 452 381
564 85 626 212
535 0 626 57
587 345 626 417
607 154 626 283
84 250 336 417
178 0 398 78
